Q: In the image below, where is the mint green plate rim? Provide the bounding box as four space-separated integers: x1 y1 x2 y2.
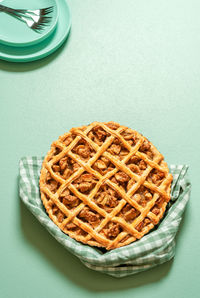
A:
0 0 58 47
0 0 71 62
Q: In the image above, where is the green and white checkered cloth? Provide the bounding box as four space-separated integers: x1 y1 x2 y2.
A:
19 157 191 278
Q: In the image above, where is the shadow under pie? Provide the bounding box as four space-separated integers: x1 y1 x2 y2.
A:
20 195 174 288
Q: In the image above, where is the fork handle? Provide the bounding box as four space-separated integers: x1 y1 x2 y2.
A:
0 4 15 13
0 4 33 21
0 4 24 14
0 5 25 23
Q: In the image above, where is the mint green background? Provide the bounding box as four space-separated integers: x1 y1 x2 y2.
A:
0 0 200 297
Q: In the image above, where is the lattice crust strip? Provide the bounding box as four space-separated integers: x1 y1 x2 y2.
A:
40 121 173 250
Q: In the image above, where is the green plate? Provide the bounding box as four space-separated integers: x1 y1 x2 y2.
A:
0 0 71 62
0 0 58 47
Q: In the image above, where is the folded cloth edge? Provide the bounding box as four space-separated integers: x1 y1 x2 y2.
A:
19 157 191 275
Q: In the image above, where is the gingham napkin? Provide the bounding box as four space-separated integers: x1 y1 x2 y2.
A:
19 157 191 278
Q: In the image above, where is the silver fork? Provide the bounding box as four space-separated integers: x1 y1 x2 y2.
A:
0 4 53 32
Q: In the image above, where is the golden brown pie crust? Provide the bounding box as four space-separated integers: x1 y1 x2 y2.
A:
39 122 173 250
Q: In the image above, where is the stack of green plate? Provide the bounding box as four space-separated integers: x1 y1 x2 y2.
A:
0 0 71 62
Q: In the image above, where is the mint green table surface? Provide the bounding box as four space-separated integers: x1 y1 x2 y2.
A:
0 0 200 297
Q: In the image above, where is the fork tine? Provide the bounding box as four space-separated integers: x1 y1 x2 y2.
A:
31 23 44 31
45 6 54 11
42 9 53 15
45 6 54 12
41 6 54 15
31 15 52 31
39 16 52 24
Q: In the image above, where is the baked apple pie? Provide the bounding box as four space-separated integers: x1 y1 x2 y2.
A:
39 122 173 250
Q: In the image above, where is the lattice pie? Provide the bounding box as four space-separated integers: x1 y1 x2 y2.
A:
39 122 173 250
